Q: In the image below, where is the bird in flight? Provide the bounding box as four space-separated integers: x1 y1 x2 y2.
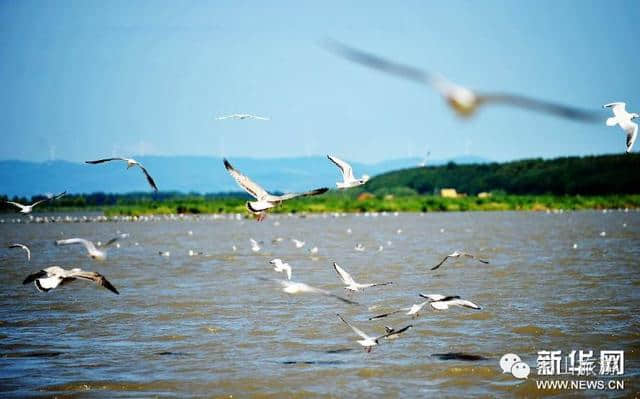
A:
337 314 411 352
419 294 482 310
603 102 638 153
333 262 392 292
85 157 158 191
223 158 328 221
216 114 269 121
259 277 358 305
430 251 489 270
9 243 31 261
269 258 292 280
55 235 124 261
4 191 66 214
325 40 601 123
327 155 370 189
23 266 119 294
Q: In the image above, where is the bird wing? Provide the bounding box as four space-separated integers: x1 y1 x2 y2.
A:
32 191 66 207
477 93 601 123
333 262 356 286
85 158 126 164
272 187 329 202
9 243 31 261
462 253 489 264
324 40 435 87
250 238 258 247
327 155 355 181
223 159 269 200
603 102 627 117
251 115 269 120
419 293 459 301
23 269 48 284
285 265 292 280
55 238 97 253
5 201 26 210
69 270 119 294
430 255 451 270
337 314 370 340
102 236 121 248
302 283 359 305
368 309 404 320
625 122 638 153
449 299 482 310
379 324 412 340
137 165 158 191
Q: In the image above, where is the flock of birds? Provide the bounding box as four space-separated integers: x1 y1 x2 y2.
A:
4 42 638 352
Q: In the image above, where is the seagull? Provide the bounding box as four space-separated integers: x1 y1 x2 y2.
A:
9 243 31 261
333 262 392 292
4 191 66 214
55 236 123 261
325 40 601 123
419 294 482 310
369 301 431 320
354 243 365 252
216 114 269 121
382 325 413 340
430 251 489 270
269 258 292 280
250 238 261 252
260 277 358 305
292 239 306 248
309 246 319 255
223 159 328 221
23 266 119 294
337 314 411 352
327 155 370 189
159 251 171 257
603 102 638 153
85 157 158 191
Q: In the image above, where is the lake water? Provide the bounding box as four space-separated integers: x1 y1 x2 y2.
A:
1 211 638 397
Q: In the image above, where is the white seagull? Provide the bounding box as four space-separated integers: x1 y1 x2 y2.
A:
260 277 358 305
292 239 306 248
223 159 328 221
4 191 66 214
419 294 482 310
269 258 292 280
327 155 370 189
85 157 158 191
354 243 365 252
333 262 392 292
430 250 489 270
369 300 432 320
216 113 270 121
9 243 31 261
23 266 119 294
325 40 601 123
604 102 638 153
309 246 319 255
55 236 123 261
337 314 411 352
250 238 261 252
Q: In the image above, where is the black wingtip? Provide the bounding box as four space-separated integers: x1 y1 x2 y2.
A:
23 270 45 285
102 278 120 295
223 158 232 170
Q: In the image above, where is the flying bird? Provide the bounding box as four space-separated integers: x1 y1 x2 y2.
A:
369 300 432 320
23 266 119 294
55 236 124 261
325 40 601 123
9 243 31 261
327 155 370 189
216 114 269 120
292 239 306 248
419 294 482 310
430 251 489 270
382 325 413 340
259 277 358 305
223 159 328 221
337 314 411 352
85 157 158 191
269 258 292 280
4 191 66 214
250 238 261 252
333 262 392 292
604 102 638 153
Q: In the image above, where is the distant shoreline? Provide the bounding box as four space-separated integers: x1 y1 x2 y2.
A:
2 194 639 217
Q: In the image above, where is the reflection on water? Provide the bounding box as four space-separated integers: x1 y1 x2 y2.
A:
0 211 638 397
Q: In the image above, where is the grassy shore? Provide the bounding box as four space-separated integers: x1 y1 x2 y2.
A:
93 193 640 216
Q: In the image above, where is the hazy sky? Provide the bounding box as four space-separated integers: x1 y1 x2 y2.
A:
1 0 638 163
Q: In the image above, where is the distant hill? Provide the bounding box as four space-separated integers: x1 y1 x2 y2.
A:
0 155 490 197
365 154 640 196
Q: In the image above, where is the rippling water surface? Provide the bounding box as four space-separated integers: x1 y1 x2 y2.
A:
1 211 638 397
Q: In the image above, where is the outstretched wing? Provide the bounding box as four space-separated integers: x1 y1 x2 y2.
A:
23 270 48 284
5 201 26 210
449 299 482 310
71 270 120 294
333 262 356 286
327 155 355 181
137 165 158 191
368 309 403 320
223 159 269 200
9 243 31 261
478 93 601 123
380 324 412 340
85 158 127 164
462 253 489 264
275 187 329 202
603 102 627 117
337 314 370 340
430 255 451 270
55 238 97 253
625 123 638 153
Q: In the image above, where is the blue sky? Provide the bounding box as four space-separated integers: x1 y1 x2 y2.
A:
1 0 638 163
